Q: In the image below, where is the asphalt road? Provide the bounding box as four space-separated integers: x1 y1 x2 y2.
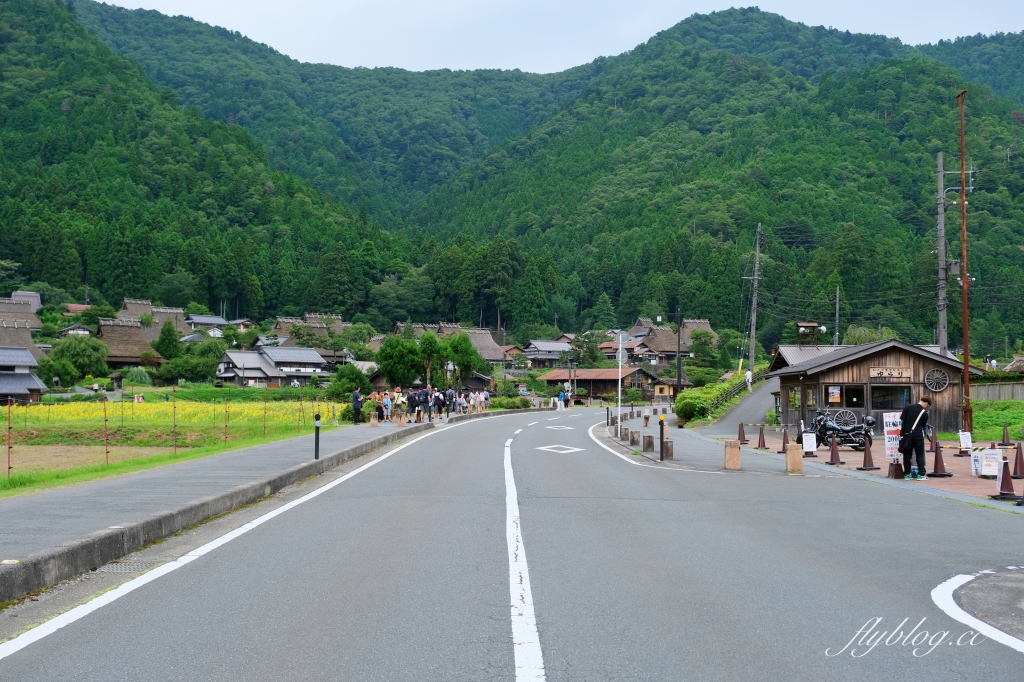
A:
1 407 1022 680
698 377 779 437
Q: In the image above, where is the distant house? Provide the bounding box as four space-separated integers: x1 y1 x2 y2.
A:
0 346 47 404
259 347 327 386
117 299 189 342
10 291 42 312
97 318 164 369
366 334 387 352
536 366 685 401
389 322 506 365
598 339 659 364
304 313 348 334
227 318 256 333
0 320 43 361
351 360 387 392
216 351 285 388
0 298 41 330
628 317 718 360
58 323 92 338
523 340 572 368
555 333 575 343
63 303 91 317
180 333 206 344
255 334 286 348
186 314 229 331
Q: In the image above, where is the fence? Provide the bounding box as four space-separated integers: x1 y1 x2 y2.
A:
706 368 771 415
971 383 1024 401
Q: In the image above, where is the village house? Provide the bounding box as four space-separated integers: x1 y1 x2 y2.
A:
768 338 984 433
259 347 327 387
0 320 44 360
216 351 286 388
598 339 660 364
118 299 190 342
58 323 92 338
523 340 572 368
626 317 719 364
10 291 42 312
392 322 507 366
186 314 229 335
63 303 91 317
97 318 164 369
0 298 42 330
0 346 47 404
536 366 687 401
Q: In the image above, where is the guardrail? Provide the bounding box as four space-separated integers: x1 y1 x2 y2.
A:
706 367 771 416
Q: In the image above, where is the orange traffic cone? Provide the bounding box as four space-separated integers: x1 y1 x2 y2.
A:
738 422 748 444
991 458 1022 501
1011 443 1024 480
857 436 879 471
777 429 789 454
757 426 767 449
930 443 952 477
826 433 845 465
999 424 1012 447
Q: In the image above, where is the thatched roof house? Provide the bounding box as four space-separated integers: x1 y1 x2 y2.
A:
117 299 189 342
0 320 43 360
304 313 348 334
0 298 41 330
97 318 163 368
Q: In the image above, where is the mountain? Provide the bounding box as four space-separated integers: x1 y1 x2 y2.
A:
76 0 603 221
919 32 1024 107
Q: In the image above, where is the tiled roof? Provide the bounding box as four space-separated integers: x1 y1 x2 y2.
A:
0 372 47 396
0 346 38 367
770 340 983 377
188 314 229 326
525 340 572 352
538 367 642 381
221 351 284 378
260 346 326 365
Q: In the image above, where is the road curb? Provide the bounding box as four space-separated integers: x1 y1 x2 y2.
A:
0 406 552 604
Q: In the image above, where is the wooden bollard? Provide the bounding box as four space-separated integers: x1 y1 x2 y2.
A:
662 439 674 460
785 443 804 474
630 430 640 447
620 427 630 442
725 439 741 470
370 413 379 427
643 414 650 427
643 434 654 452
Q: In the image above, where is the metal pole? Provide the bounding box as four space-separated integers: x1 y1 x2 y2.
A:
937 152 948 356
675 306 681 396
314 412 321 460
956 89 972 433
172 385 177 455
834 285 839 346
263 387 267 439
659 414 665 461
103 397 109 465
748 223 761 371
223 397 229 442
7 397 11 479
617 333 624 434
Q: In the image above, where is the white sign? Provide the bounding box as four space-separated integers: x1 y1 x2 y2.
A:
883 411 902 459
971 449 1002 477
959 431 973 451
802 433 817 453
869 367 911 380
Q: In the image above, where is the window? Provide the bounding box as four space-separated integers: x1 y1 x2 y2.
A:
845 385 865 409
826 385 843 405
871 386 911 410
786 386 801 410
803 385 817 409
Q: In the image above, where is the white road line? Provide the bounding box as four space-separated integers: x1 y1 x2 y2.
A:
0 417 504 661
586 422 723 473
931 574 1024 654
504 438 546 681
528 422 538 426
515 429 523 434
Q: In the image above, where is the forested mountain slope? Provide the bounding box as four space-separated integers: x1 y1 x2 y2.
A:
76 0 602 220
920 32 1024 108
412 48 1024 347
0 0 411 320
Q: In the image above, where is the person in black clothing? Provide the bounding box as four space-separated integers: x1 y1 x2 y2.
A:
899 395 931 480
352 388 363 425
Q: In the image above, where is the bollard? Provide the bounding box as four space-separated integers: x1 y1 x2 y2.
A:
630 430 640 447
620 427 630 442
659 415 665 461
725 439 741 470
785 443 803 474
314 413 321 460
643 434 654 452
643 414 650 427
662 439 674 460
370 412 379 427
606 406 610 426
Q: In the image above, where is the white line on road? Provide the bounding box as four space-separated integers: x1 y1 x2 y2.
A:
931 574 1024 654
515 429 523 434
504 437 546 681
586 422 723 473
0 416 507 662
528 422 538 426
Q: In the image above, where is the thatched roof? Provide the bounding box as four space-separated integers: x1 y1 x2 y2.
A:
0 320 42 360
0 299 41 329
119 298 153 318
97 318 163 365
304 313 349 334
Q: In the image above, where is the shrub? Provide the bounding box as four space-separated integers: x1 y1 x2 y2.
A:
490 396 531 410
676 395 709 422
125 367 152 386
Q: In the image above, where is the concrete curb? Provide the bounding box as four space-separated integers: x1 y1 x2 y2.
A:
0 406 552 604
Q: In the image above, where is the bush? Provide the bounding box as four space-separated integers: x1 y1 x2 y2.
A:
490 396 531 410
325 364 372 401
125 367 152 386
676 395 709 422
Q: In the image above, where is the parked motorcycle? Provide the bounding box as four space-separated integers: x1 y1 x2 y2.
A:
795 408 874 451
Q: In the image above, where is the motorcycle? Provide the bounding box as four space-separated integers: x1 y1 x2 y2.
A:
795 408 874 451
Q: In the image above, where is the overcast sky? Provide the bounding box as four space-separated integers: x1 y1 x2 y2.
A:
105 0 1024 73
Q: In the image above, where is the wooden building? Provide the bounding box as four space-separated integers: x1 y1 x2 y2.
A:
769 339 983 433
536 367 689 401
97 318 164 369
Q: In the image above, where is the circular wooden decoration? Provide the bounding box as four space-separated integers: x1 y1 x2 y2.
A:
834 409 857 428
924 368 949 392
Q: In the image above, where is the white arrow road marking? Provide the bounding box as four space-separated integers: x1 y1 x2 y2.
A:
505 436 546 680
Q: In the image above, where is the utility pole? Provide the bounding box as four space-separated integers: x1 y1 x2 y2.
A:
937 153 948 356
675 306 682 396
747 223 762 373
834 285 840 346
956 89 972 433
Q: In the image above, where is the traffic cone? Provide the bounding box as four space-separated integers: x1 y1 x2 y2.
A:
826 433 845 465
999 424 1012 447
777 428 789 454
930 442 952 477
1011 443 1024 480
991 458 1022 501
757 426 767 449
738 422 748 444
857 436 879 471
930 429 939 455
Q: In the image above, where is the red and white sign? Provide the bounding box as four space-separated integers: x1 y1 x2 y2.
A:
883 411 902 459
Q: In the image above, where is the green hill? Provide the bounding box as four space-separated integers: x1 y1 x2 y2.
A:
76 0 602 221
919 32 1024 108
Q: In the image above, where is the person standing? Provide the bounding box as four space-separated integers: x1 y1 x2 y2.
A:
745 368 753 392
382 391 392 421
352 387 363 425
899 395 931 481
433 388 446 421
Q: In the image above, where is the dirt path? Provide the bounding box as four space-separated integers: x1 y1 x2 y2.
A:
7 446 179 472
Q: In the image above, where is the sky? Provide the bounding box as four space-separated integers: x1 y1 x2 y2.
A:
104 0 1024 73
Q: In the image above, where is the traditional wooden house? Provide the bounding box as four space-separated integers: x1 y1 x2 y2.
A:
536 366 687 400
58 323 92 337
0 299 41 330
0 346 47 404
97 318 164 369
768 339 983 433
259 347 327 387
10 291 41 312
118 299 189 342
216 351 286 388
0 320 43 360
186 314 229 332
304 313 348 334
523 340 571 368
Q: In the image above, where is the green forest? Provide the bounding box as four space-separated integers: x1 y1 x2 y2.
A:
3 0 1024 357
